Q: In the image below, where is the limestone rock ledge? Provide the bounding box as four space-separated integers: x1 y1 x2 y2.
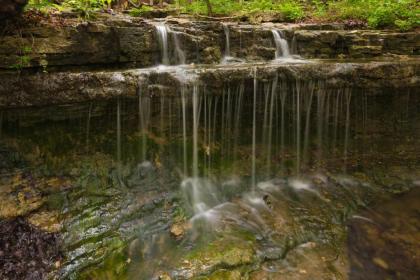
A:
1 17 419 70
0 60 418 108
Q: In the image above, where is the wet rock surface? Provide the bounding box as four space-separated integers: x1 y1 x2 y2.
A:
0 217 62 280
347 187 420 280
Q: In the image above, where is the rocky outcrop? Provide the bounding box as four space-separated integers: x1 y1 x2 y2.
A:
0 18 160 70
1 17 419 71
292 30 420 58
0 60 418 108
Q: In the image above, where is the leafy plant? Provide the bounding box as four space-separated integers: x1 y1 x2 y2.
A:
11 46 32 71
277 1 305 21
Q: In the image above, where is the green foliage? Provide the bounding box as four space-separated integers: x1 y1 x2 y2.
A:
243 0 276 12
325 0 419 30
129 6 154 17
278 1 305 21
28 0 115 16
366 0 418 30
26 0 420 30
311 0 328 18
177 0 241 15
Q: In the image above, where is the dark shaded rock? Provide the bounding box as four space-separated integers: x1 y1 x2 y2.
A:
0 217 62 280
0 0 28 20
294 30 420 58
348 187 420 280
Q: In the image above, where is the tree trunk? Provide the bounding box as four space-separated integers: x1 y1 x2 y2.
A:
0 0 28 20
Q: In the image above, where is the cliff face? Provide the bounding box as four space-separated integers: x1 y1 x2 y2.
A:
0 15 419 108
1 16 419 71
0 0 28 20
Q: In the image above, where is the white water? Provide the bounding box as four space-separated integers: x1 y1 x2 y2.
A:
155 22 186 65
172 30 186 65
192 83 199 177
221 23 245 63
155 23 170 65
223 23 231 58
181 88 188 175
138 88 150 162
272 29 291 59
133 68 359 233
252 67 257 190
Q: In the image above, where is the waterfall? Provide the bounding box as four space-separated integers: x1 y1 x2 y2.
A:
172 30 186 65
181 87 188 176
139 89 151 162
296 81 301 174
272 29 291 59
223 23 231 58
252 67 257 189
266 75 277 175
343 89 352 171
155 23 170 65
155 22 186 65
192 83 199 177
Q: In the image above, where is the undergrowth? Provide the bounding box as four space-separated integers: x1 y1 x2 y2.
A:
25 0 420 30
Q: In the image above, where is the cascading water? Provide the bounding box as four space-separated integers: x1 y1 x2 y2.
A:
172 72 359 233
155 23 170 65
4 71 419 279
252 67 257 189
155 23 186 65
272 29 291 59
223 23 231 58
172 30 186 65
221 23 244 63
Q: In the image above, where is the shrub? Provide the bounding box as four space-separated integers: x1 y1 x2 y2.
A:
277 1 305 21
